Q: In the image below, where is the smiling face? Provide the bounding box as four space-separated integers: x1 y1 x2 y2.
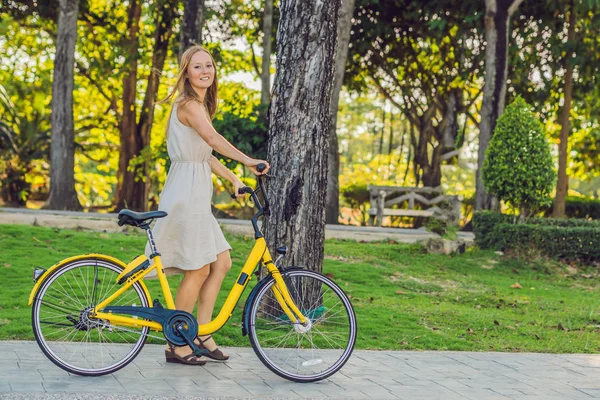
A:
186 51 215 91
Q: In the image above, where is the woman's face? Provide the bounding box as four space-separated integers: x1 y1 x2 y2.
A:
186 51 215 91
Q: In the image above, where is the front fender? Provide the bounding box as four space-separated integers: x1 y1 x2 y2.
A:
28 253 152 306
241 266 305 336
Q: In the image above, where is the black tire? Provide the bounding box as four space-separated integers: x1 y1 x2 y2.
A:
31 258 150 376
247 269 357 382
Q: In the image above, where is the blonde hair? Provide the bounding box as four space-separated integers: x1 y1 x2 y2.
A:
159 45 219 120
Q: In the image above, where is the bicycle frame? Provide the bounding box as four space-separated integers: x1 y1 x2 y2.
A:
92 236 307 335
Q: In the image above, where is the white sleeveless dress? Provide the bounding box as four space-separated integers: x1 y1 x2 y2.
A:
145 101 232 277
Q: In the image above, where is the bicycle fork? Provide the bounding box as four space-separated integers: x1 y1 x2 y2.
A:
263 258 308 327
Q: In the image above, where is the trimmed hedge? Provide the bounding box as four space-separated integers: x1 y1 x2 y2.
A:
564 197 600 220
543 197 600 220
473 211 600 261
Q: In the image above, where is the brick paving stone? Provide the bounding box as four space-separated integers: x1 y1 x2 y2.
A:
0 382 11 393
3 341 600 399
452 388 512 400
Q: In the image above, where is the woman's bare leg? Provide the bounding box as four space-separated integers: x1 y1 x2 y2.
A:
168 267 210 358
197 250 232 355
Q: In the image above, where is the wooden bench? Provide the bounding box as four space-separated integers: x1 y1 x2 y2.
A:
367 185 462 227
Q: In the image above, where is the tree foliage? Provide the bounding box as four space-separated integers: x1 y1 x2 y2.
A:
483 97 555 218
345 0 484 187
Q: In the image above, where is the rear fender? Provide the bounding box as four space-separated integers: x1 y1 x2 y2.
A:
28 254 152 306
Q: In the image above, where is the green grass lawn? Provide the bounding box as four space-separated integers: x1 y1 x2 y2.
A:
1 224 599 353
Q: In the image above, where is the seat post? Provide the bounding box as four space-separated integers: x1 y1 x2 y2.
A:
145 226 159 257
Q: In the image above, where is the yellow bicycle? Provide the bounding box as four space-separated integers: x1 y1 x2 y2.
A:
29 166 357 382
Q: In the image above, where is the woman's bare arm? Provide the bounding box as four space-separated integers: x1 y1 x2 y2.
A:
209 155 240 185
181 101 252 165
209 156 247 198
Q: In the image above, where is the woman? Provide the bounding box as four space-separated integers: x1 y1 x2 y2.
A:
146 45 270 365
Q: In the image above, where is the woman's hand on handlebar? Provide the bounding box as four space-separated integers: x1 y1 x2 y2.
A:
231 179 248 199
246 159 270 176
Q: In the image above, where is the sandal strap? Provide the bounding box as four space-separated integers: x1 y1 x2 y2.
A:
180 353 202 361
198 335 212 344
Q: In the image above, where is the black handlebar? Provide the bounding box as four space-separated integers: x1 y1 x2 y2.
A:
230 163 269 199
230 186 254 199
228 162 271 238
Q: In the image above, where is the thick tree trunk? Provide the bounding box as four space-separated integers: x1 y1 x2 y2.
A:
260 0 274 105
45 0 82 211
114 0 141 211
475 0 524 211
264 0 340 274
553 1 575 218
179 0 205 59
132 0 178 211
325 0 354 224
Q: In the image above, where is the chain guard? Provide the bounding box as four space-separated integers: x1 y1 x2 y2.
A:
163 311 198 346
101 304 198 346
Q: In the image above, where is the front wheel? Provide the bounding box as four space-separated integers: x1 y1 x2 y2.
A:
248 269 357 382
31 258 150 376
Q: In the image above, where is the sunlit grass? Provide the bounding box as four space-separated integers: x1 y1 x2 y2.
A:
1 224 599 353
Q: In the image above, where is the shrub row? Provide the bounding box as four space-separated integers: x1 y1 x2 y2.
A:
473 211 600 261
562 197 600 220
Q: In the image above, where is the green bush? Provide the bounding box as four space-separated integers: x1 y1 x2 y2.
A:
341 183 370 209
340 183 370 225
473 211 600 261
563 197 600 220
472 212 513 248
543 197 600 220
493 224 600 262
482 96 555 219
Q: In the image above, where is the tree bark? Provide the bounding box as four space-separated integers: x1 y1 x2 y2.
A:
325 0 354 225
552 1 575 218
475 0 524 211
260 0 274 105
45 0 82 211
114 0 141 211
132 0 178 211
179 0 205 60
264 0 340 274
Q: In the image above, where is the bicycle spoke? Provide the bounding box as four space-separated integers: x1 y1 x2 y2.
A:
249 270 356 382
33 260 149 376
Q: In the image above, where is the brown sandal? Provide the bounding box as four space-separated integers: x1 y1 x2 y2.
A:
195 335 229 361
165 343 207 366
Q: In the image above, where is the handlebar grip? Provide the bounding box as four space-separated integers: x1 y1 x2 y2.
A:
257 163 267 173
231 187 254 198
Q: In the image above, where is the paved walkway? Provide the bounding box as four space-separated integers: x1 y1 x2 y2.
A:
1 341 599 399
0 207 473 244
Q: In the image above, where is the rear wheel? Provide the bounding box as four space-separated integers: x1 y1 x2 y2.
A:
31 258 150 376
248 269 357 382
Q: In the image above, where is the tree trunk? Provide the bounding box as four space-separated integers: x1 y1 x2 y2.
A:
325 0 354 225
387 111 394 157
553 1 575 218
114 0 141 211
264 0 340 274
475 0 524 211
45 0 82 211
179 0 205 60
260 0 274 105
378 106 386 156
132 0 178 211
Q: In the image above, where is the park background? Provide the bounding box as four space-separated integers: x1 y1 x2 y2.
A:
1 0 600 353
